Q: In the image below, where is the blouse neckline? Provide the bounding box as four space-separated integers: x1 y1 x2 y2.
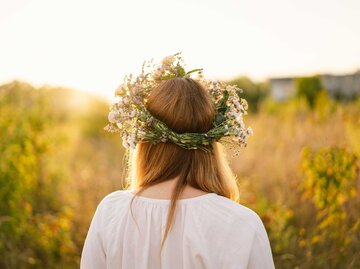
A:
123 190 218 205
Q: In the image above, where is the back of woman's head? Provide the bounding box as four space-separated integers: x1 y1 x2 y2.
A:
129 77 239 247
147 77 215 133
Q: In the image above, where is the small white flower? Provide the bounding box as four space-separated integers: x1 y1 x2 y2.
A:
162 55 175 66
128 140 136 149
227 111 239 119
108 111 118 123
233 100 243 112
122 140 129 148
127 110 135 118
134 95 142 104
123 96 130 104
160 134 167 142
127 132 137 149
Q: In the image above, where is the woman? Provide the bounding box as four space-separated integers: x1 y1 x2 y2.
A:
81 54 275 269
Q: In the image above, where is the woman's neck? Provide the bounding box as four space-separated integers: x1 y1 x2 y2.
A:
133 177 209 200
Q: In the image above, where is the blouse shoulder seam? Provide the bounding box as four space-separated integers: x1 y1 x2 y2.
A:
215 198 265 234
97 190 128 208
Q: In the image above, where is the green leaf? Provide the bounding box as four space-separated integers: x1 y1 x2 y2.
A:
186 68 203 75
214 113 226 126
177 66 186 77
216 90 229 113
160 74 176 80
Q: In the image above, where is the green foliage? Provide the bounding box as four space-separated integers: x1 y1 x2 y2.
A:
1 80 360 269
300 146 358 212
240 98 360 268
227 76 269 112
313 90 336 121
261 95 310 119
295 76 323 108
0 81 77 268
343 98 360 157
0 81 125 268
298 146 359 268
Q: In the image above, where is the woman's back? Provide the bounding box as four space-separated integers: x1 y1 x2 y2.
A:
82 54 275 268
81 190 275 269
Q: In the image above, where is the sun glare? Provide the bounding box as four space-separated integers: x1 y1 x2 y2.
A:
0 0 359 101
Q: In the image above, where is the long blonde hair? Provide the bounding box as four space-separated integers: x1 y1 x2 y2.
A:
127 77 239 248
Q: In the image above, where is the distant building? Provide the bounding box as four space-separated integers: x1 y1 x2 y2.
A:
269 78 295 101
270 71 360 100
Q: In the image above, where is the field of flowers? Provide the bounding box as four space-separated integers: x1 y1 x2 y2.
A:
0 81 359 268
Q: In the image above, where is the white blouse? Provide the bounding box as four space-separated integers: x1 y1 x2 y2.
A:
81 190 275 269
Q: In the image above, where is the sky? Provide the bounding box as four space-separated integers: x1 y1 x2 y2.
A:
0 0 359 100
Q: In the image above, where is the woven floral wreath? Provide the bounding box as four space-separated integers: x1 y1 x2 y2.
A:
104 52 253 152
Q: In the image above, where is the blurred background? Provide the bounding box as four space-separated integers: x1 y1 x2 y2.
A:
1 0 359 268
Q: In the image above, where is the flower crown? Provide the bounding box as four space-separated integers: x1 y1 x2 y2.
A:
104 52 253 152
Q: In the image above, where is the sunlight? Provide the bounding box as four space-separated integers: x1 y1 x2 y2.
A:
0 0 359 101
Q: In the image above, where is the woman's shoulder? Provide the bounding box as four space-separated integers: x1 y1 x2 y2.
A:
207 194 266 234
90 190 133 224
95 190 132 211
203 195 272 256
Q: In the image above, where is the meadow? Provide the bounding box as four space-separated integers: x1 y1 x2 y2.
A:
0 80 359 268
